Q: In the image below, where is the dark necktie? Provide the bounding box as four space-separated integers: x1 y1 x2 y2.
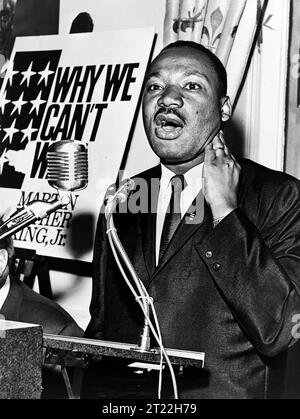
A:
159 175 186 261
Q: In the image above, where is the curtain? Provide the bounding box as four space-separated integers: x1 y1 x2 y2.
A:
163 0 267 103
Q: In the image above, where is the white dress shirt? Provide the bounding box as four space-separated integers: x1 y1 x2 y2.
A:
0 275 10 311
156 163 204 265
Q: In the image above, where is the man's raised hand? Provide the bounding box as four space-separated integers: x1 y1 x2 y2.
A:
203 131 241 221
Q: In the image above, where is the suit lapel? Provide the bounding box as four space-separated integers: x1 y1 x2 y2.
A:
153 190 212 279
140 210 156 279
139 166 161 279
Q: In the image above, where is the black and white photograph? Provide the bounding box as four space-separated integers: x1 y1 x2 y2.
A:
0 0 300 405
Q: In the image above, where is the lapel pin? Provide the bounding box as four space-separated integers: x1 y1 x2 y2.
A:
188 212 196 221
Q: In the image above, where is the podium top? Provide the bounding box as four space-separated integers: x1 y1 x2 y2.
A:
43 334 205 369
0 319 40 331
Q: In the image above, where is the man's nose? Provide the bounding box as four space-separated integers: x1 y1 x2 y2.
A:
157 85 183 108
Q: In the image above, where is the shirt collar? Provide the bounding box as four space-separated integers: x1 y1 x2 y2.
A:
183 163 204 191
160 163 176 190
160 162 204 190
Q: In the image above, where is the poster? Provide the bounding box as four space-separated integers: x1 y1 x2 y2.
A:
59 0 164 180
0 27 155 262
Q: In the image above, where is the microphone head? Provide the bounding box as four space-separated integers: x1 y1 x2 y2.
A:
118 178 136 202
47 140 88 192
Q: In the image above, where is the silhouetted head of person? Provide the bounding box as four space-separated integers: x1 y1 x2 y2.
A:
69 12 94 34
0 9 10 31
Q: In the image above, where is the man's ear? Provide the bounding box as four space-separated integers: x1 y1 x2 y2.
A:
221 96 232 122
0 249 8 277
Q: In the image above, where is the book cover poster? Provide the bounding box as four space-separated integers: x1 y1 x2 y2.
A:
0 28 154 261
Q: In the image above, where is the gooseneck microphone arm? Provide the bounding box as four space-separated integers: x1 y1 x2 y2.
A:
104 180 179 398
104 179 152 352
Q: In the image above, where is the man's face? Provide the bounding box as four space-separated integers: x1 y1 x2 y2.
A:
142 46 224 164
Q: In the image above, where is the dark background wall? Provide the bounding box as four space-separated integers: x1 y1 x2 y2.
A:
13 0 59 37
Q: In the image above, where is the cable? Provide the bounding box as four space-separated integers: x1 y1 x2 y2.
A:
134 290 164 398
107 230 178 399
107 224 149 313
105 190 179 398
139 281 164 398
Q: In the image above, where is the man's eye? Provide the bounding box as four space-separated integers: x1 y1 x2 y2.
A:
185 82 201 90
148 84 163 92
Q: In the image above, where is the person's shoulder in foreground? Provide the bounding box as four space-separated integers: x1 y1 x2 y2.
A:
0 221 83 337
0 229 84 399
2 275 84 337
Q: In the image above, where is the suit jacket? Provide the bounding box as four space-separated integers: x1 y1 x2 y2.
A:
0 277 83 337
0 277 84 398
86 159 300 399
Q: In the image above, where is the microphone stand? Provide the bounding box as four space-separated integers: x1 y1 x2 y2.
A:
104 181 152 352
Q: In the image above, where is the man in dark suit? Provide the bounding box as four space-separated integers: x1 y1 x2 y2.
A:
0 232 83 398
85 41 300 399
0 236 83 337
0 276 83 336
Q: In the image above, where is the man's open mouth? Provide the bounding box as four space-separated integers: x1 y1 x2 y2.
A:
154 113 185 140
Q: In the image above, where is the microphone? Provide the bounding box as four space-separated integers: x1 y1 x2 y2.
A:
0 140 88 240
104 178 135 220
117 179 136 203
47 140 88 192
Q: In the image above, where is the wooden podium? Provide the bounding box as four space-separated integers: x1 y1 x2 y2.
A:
0 320 43 399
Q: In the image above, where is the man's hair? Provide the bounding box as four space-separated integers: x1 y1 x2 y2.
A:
160 41 228 98
0 10 10 18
